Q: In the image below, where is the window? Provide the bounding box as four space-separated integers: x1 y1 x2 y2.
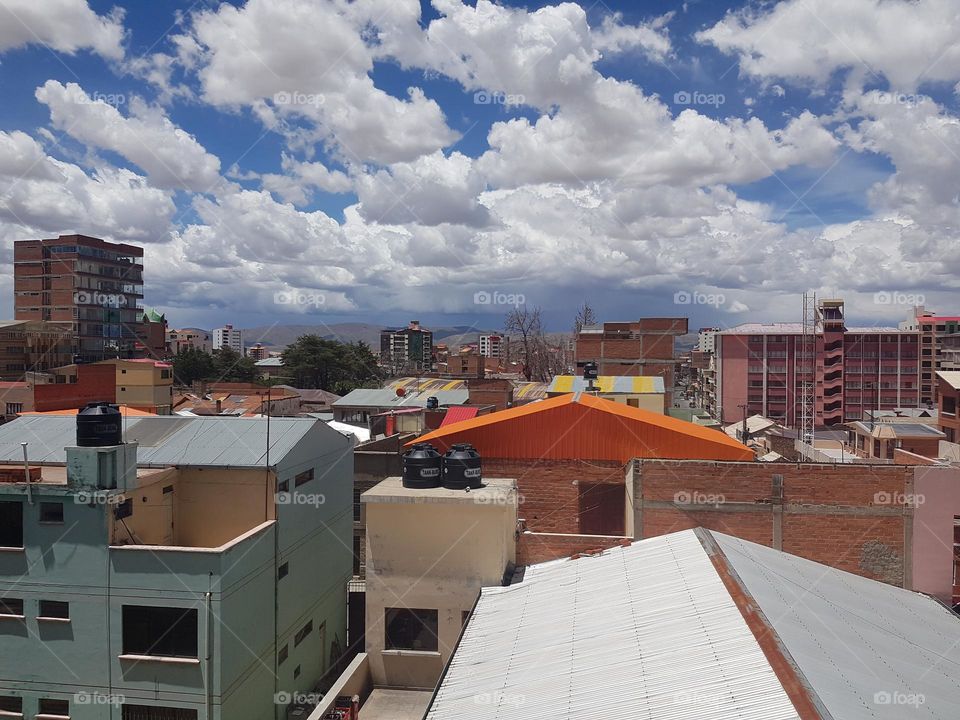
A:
38 699 69 716
0 697 22 714
4 403 22 415
294 469 314 488
385 608 438 652
278 644 288 665
278 562 289 580
121 705 198 720
294 620 313 647
122 605 198 658
39 502 64 524
0 598 24 617
944 396 957 416
0 501 23 547
39 601 70 620
277 480 289 493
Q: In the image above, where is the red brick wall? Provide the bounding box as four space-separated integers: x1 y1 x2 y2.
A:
635 460 913 586
517 532 630 566
34 364 116 411
485 458 625 535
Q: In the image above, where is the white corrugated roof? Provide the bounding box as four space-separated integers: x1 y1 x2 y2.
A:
426 530 800 720
936 370 960 390
427 529 960 719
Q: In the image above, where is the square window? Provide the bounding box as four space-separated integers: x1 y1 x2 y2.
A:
39 502 64 524
277 480 289 493
0 597 24 617
0 696 22 714
278 562 289 580
294 620 313 647
39 600 70 620
385 608 438 651
38 698 69 716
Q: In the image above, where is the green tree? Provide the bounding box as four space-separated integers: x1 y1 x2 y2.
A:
172 347 215 385
281 335 382 394
212 346 259 383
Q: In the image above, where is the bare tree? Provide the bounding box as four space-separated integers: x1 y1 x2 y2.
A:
573 302 597 335
504 305 550 381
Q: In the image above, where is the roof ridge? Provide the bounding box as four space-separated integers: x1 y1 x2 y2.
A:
694 528 830 720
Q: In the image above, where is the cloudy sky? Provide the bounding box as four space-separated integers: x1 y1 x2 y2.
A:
1 0 958 333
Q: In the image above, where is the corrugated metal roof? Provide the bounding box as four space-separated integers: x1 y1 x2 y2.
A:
547 375 665 394
716 532 960 719
936 370 960 390
411 393 753 462
848 421 945 438
426 530 800 720
721 323 903 334
0 415 342 468
440 406 479 427
333 388 468 408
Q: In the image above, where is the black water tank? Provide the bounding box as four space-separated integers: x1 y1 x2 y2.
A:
77 402 123 447
583 361 599 380
425 396 439 410
442 443 482 490
402 443 443 488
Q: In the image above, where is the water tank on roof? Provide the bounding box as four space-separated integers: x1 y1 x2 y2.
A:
402 443 442 488
442 443 482 490
76 402 123 447
425 396 439 410
583 361 599 380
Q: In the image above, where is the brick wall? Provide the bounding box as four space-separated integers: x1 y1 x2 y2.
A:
33 364 116 411
517 532 630 566
634 460 913 586
484 458 625 535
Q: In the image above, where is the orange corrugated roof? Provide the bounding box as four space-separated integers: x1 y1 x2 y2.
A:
20 405 156 417
410 392 753 462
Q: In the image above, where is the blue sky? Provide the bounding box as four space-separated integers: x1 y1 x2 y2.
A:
1 0 958 334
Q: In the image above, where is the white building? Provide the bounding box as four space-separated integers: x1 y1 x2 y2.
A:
697 327 720 353
213 324 243 353
479 333 507 359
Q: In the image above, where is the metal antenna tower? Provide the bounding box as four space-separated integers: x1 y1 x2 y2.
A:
799 292 818 449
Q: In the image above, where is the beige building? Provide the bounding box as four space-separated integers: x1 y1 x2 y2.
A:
110 359 174 414
362 477 518 690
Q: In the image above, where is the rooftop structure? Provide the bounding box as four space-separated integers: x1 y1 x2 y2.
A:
426 528 960 720
546 375 666 413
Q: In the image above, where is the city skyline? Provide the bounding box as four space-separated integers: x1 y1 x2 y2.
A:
0 1 958 330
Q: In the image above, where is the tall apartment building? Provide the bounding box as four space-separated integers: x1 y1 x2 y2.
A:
717 300 920 427
0 320 73 380
212 324 243 353
574 318 688 406
0 410 353 720
166 327 212 355
697 327 720 353
380 320 433 371
479 333 507 359
14 235 144 362
899 307 960 404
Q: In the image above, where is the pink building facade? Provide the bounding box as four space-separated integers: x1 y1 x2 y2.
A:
717 302 921 427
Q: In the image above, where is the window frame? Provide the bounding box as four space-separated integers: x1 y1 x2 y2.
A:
384 607 439 652
39 502 64 525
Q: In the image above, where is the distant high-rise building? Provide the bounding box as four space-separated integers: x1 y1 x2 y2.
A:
213 324 243 353
247 343 268 361
380 320 433 371
717 300 921 427
697 327 720 353
166 328 212 355
14 234 144 362
899 306 960 404
479 333 508 359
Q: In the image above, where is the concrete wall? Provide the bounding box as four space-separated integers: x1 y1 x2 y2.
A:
912 466 960 603
363 479 517 689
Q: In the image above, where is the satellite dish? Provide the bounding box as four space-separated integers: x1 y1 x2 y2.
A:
396 387 406 397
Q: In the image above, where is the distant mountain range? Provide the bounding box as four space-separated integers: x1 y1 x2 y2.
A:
239 324 506 349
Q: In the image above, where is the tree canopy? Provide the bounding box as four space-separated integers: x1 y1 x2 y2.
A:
281 335 382 394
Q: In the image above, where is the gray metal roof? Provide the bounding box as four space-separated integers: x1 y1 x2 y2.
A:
427 529 960 719
716 532 960 719
0 415 343 468
333 388 468 408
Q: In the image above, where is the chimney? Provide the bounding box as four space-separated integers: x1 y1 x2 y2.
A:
215 398 223 414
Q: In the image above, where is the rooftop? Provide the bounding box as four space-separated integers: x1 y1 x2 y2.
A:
333 387 468 409
721 322 903 334
546 375 665 394
426 528 960 719
362 477 516 506
847 421 946 439
937 370 960 390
